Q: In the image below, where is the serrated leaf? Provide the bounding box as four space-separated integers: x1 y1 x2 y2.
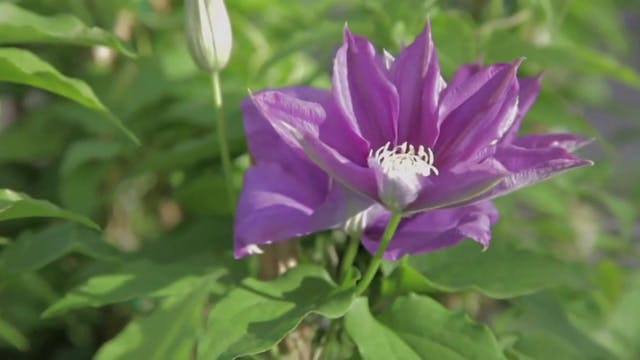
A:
0 223 117 273
42 221 240 318
345 295 505 360
94 282 210 360
0 48 139 144
0 3 135 57
402 241 582 298
197 265 356 360
0 188 99 230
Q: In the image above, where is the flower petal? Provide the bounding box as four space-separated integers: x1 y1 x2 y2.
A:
390 22 445 147
435 60 522 167
242 87 336 191
368 156 421 212
512 133 593 151
362 202 499 260
406 159 508 213
501 75 542 143
455 145 592 206
333 27 399 148
234 163 327 258
250 90 379 200
243 86 369 165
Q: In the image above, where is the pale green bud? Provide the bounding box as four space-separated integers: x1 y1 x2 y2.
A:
185 0 233 72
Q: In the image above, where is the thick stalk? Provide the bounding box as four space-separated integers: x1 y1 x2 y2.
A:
210 71 235 210
355 213 402 295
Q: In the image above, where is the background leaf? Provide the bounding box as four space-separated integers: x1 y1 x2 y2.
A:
396 241 583 298
0 223 116 273
42 222 239 318
0 188 98 229
0 3 135 57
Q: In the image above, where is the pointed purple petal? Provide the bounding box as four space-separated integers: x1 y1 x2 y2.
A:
250 90 379 200
242 87 336 191
333 27 399 148
443 62 483 92
501 75 542 143
390 22 445 147
454 145 592 206
362 202 499 260
435 60 522 167
406 159 508 213
234 163 327 258
512 133 593 151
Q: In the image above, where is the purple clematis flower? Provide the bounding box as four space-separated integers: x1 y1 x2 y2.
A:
234 22 592 259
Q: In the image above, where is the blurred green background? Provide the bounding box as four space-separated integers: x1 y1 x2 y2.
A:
0 0 639 359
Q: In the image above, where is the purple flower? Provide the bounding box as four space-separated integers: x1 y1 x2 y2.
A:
234 23 591 259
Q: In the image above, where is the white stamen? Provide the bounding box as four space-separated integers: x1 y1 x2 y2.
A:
370 141 439 177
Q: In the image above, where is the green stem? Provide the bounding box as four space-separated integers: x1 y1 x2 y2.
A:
210 71 235 210
355 213 402 295
340 231 361 284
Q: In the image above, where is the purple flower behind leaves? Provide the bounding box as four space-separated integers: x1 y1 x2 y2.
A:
234 22 592 259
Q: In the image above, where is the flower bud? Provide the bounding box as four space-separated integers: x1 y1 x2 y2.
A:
185 0 232 72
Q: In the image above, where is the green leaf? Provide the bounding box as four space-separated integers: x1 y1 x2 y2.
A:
402 241 582 298
0 188 99 230
599 274 640 358
0 3 135 57
42 221 240 318
345 295 505 360
505 294 614 359
197 265 356 360
60 139 124 176
94 282 210 360
0 223 117 273
0 316 29 351
0 48 139 144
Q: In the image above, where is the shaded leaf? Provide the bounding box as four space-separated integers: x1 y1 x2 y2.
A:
345 295 505 360
0 3 135 57
0 223 117 273
0 188 99 230
197 265 356 360
0 48 139 144
506 294 614 359
42 221 240 318
402 241 582 298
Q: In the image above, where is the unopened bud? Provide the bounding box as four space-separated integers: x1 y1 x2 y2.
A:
185 0 232 72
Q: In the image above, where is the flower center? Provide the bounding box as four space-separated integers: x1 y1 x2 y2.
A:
370 142 439 177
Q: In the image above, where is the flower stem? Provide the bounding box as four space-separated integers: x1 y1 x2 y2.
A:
340 231 361 284
210 71 235 210
355 213 402 295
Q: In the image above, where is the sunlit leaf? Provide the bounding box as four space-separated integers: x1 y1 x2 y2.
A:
0 316 29 351
94 282 210 360
0 48 139 144
197 265 356 360
345 295 505 360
